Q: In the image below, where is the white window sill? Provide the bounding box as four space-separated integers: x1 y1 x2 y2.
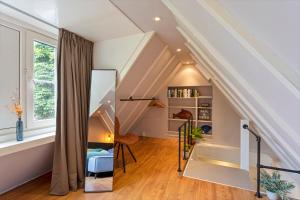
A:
0 132 55 157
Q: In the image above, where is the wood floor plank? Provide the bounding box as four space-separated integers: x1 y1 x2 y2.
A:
0 137 266 200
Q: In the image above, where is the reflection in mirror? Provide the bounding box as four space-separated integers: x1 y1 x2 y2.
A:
85 70 116 192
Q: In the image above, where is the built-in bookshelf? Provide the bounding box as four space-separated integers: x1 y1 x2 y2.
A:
167 85 213 137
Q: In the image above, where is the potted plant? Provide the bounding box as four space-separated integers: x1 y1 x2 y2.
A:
191 127 204 143
260 170 295 200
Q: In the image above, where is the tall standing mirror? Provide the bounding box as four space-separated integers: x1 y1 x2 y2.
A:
85 69 116 192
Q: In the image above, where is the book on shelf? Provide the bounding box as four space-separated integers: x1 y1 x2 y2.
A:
198 109 211 120
167 88 200 98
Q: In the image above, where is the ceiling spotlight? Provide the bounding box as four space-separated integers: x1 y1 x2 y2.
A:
176 48 182 52
154 16 161 22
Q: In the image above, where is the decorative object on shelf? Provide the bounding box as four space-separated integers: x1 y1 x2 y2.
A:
260 170 295 200
200 125 212 134
173 109 193 119
167 88 200 98
148 99 165 108
191 127 204 143
13 103 23 141
198 109 211 120
200 103 210 107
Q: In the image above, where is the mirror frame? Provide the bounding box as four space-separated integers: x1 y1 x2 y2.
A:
84 69 117 193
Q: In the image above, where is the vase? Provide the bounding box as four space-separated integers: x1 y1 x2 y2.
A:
16 117 23 141
266 191 278 200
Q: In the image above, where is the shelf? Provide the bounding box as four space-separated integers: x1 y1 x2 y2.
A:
168 106 197 109
168 96 213 99
168 85 212 88
197 96 213 99
168 106 212 109
203 134 213 138
197 120 212 123
168 118 196 122
168 85 213 135
168 97 197 99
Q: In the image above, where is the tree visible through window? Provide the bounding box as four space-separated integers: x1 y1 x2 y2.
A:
33 41 56 121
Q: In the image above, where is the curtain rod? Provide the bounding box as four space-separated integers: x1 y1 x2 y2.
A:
120 96 156 101
0 1 59 29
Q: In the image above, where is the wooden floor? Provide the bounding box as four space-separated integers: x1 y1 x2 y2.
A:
1 137 266 200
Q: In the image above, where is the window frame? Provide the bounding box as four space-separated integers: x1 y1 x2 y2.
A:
0 18 25 142
26 31 57 129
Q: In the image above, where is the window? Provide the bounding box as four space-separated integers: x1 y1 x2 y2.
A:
0 19 57 143
0 24 20 130
26 31 57 128
33 41 56 121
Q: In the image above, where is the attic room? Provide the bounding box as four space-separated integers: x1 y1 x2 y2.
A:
0 0 299 200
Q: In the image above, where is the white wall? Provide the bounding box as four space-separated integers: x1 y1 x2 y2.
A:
93 33 145 71
130 88 168 138
0 143 54 194
210 83 240 147
168 64 208 86
131 64 242 147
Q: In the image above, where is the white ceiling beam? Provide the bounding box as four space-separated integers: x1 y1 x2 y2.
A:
122 50 174 129
187 43 249 120
127 61 182 132
187 47 212 80
118 31 155 82
189 56 211 81
123 55 180 132
117 44 169 115
164 1 300 142
164 0 300 167
180 23 300 144
196 0 300 95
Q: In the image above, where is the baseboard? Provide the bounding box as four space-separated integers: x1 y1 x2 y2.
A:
0 169 52 195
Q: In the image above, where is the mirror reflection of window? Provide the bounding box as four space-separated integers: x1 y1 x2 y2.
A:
85 70 116 192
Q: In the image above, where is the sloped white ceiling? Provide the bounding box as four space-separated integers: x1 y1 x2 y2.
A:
217 0 300 81
0 0 142 41
162 0 300 170
110 0 192 62
116 32 180 133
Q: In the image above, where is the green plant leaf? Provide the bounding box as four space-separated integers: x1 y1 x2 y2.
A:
260 170 295 199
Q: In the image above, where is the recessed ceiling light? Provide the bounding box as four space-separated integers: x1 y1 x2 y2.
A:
154 17 161 22
176 48 182 52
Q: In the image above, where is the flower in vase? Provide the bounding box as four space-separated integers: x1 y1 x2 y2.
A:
13 103 23 118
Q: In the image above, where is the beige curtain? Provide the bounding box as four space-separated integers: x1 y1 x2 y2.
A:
50 29 93 195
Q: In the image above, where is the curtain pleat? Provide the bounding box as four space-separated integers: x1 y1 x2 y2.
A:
50 29 93 195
